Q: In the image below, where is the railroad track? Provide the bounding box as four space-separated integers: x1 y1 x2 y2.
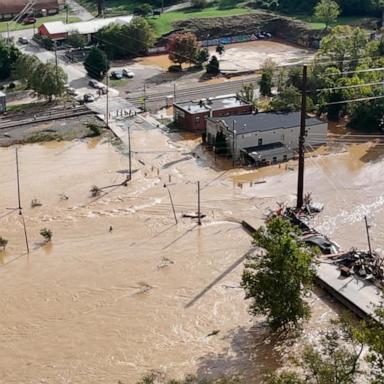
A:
126 76 261 104
0 106 94 130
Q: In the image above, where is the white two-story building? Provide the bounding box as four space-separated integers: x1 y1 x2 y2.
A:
206 112 327 166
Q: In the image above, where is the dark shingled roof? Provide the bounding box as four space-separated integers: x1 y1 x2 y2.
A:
211 112 324 134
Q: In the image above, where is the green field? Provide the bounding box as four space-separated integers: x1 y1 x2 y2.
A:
150 6 252 36
291 15 374 30
0 12 80 33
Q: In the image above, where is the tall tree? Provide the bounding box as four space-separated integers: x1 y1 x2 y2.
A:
14 54 39 86
0 40 20 80
241 217 315 331
236 83 256 104
168 32 199 66
84 47 109 79
314 0 341 30
206 55 220 74
97 17 155 59
259 59 275 97
31 62 67 101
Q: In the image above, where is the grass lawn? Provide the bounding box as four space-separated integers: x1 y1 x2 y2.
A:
150 6 252 36
293 15 374 30
0 12 81 33
7 101 48 112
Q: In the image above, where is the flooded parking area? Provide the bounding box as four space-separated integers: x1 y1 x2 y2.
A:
1 123 383 382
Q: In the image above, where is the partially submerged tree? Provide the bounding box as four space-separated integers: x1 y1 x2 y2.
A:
216 44 225 55
314 0 341 30
241 217 315 331
67 33 87 49
40 228 52 242
259 59 275 97
206 55 220 74
168 32 199 67
0 236 8 251
236 83 256 105
195 48 209 67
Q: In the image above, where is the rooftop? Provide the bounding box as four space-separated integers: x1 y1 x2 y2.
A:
212 112 324 134
175 95 250 114
40 15 133 36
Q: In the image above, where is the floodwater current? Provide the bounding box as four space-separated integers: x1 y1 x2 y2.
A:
0 125 383 383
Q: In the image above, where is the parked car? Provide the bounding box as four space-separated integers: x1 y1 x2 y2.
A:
122 69 135 78
18 37 28 44
83 93 95 103
66 87 79 96
23 17 36 24
110 70 123 80
88 79 100 88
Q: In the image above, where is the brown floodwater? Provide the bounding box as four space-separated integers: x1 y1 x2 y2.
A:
0 125 383 383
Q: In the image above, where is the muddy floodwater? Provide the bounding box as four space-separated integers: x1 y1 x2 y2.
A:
0 124 383 383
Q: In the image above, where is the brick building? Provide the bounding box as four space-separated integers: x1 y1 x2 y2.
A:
173 95 252 131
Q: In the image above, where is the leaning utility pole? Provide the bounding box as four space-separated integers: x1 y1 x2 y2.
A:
296 65 308 210
15 148 30 253
197 181 201 226
364 215 373 256
164 183 177 224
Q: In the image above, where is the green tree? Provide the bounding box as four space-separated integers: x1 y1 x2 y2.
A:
259 59 275 97
97 17 155 59
206 55 220 74
236 83 256 104
84 47 109 80
216 44 225 55
241 217 315 331
0 40 20 80
314 0 341 30
270 86 302 112
265 321 363 383
31 62 67 101
133 3 153 16
14 54 39 86
168 32 199 66
195 48 209 67
67 33 87 48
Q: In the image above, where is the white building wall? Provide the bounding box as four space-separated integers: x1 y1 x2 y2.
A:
206 119 328 161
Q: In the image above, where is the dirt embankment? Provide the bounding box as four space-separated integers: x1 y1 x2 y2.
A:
172 10 323 48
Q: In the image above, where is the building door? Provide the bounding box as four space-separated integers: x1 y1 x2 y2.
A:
258 138 263 146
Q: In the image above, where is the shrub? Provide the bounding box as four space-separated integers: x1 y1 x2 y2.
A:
0 236 8 250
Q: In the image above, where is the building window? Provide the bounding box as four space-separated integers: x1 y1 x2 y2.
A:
283 155 288 161
258 138 263 146
272 157 277 163
195 116 200 123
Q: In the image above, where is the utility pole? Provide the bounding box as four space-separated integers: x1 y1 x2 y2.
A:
364 216 373 256
296 64 308 210
197 181 201 226
65 5 69 23
127 125 132 181
143 82 147 112
164 184 177 224
106 73 109 127
232 119 237 168
173 83 176 103
54 44 59 95
15 148 30 253
6 22 10 46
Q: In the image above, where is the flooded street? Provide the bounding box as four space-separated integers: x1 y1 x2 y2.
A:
1 121 383 382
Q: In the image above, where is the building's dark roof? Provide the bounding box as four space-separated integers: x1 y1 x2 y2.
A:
0 0 59 14
211 112 324 134
243 142 286 153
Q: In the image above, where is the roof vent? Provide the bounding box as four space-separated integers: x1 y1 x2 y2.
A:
207 97 213 105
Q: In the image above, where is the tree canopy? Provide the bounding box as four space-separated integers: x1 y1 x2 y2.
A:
84 47 109 79
241 217 315 331
96 17 155 59
314 0 341 29
0 40 20 81
168 32 199 66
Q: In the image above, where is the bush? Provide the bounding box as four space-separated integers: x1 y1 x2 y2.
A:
134 3 153 16
206 55 220 74
168 64 182 72
7 82 15 89
41 37 54 50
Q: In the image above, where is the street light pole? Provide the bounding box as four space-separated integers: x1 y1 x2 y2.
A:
164 183 177 224
232 119 237 168
106 73 109 127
